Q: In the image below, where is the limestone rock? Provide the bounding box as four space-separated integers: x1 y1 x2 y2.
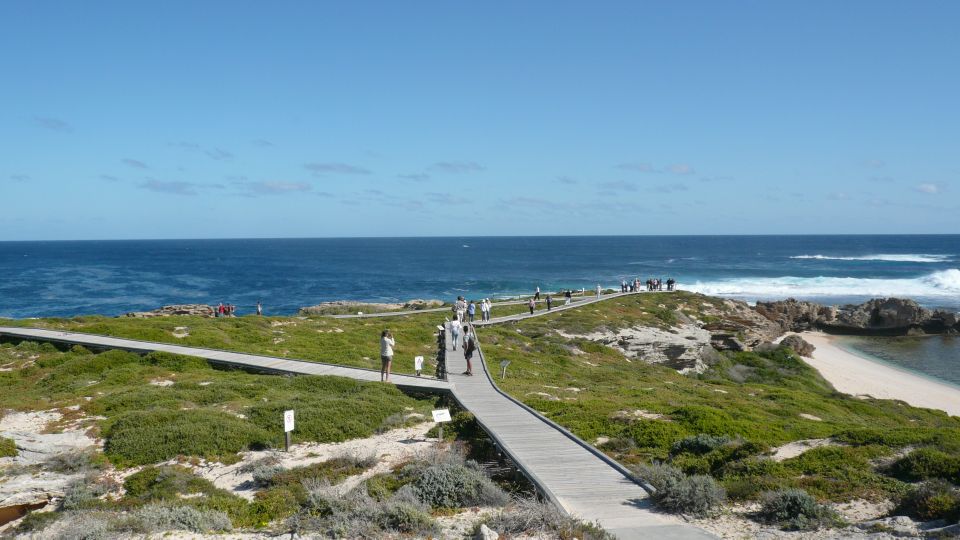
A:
123 304 215 318
699 299 783 349
299 299 444 315
575 324 720 374
754 298 836 332
779 335 815 357
474 524 499 540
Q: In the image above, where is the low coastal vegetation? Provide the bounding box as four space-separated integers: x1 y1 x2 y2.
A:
477 292 960 528
0 311 449 375
0 342 609 538
0 341 434 466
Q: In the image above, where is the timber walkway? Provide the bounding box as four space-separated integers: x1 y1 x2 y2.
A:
446 322 712 539
0 326 451 394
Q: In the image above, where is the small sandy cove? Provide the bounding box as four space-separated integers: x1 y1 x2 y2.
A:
797 332 960 417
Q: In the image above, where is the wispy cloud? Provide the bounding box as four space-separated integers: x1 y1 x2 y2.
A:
139 179 198 196
556 176 577 185
398 173 431 182
305 162 372 175
33 116 72 132
205 147 233 160
616 162 657 173
666 164 695 175
598 180 637 192
9 174 30 182
427 192 469 205
251 139 274 147
429 161 486 174
862 159 886 168
99 174 120 182
243 181 311 195
172 142 234 161
827 191 852 201
122 158 149 169
914 182 943 194
654 183 689 194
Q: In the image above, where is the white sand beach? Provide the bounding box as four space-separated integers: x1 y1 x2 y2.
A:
798 332 960 417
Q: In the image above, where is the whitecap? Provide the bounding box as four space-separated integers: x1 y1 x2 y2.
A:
789 254 951 263
682 269 960 300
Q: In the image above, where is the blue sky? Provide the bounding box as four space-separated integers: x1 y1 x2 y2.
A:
1 1 958 240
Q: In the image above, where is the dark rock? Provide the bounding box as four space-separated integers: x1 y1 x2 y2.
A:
123 304 215 318
754 298 836 332
779 335 815 357
754 297 960 336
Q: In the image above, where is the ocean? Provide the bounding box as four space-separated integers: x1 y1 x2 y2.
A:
1 235 958 319
2 235 958 388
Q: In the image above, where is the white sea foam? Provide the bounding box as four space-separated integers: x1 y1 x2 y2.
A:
683 269 960 300
789 254 952 263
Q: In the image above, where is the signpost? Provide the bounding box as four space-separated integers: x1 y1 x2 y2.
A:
499 360 511 380
432 408 451 444
283 410 295 452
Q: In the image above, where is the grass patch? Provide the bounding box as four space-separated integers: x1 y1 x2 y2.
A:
475 291 960 505
0 436 16 457
0 342 435 466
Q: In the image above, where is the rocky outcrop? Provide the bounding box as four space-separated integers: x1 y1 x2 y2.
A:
698 299 783 350
755 298 837 332
299 299 444 315
755 297 960 336
572 324 721 374
779 335 815 357
123 304 215 318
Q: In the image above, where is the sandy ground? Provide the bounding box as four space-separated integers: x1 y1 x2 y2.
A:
795 332 960 417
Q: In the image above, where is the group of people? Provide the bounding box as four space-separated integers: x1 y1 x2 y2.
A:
213 301 264 317
453 296 493 323
619 278 677 292
448 318 477 376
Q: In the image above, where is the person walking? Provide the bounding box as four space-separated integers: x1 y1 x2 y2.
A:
380 329 395 382
596 284 602 299
463 330 475 376
546 295 553 311
468 300 476 323
534 286 540 301
483 298 491 321
450 319 462 350
564 290 572 305
528 298 536 314
256 300 263 316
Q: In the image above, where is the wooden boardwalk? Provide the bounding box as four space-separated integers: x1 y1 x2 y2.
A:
0 326 451 394
446 322 713 539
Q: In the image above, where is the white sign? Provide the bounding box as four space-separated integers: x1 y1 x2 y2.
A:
283 410 295 432
431 408 451 423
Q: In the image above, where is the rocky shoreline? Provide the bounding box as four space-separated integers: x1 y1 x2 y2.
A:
756 297 960 336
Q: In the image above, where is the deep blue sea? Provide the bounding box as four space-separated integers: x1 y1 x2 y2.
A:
1 235 958 318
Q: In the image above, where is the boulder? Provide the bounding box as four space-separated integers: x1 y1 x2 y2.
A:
699 299 783 348
754 298 836 332
123 304 215 318
577 324 721 374
474 524 499 540
754 297 960 335
779 335 815 357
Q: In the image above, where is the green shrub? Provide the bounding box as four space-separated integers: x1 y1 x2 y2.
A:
14 510 60 533
483 497 614 540
412 461 509 509
60 479 110 511
632 462 685 492
0 436 16 457
130 504 232 533
105 409 271 466
757 488 840 530
896 479 960 522
653 474 726 517
45 449 103 473
293 482 438 538
672 434 732 455
890 448 960 483
366 471 412 501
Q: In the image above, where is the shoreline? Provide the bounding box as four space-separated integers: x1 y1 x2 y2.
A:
798 331 960 417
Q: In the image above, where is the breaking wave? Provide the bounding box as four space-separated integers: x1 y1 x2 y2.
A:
790 254 952 263
683 269 960 300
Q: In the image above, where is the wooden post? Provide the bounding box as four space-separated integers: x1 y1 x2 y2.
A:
284 431 291 452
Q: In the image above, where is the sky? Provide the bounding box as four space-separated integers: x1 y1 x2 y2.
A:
1 1 958 240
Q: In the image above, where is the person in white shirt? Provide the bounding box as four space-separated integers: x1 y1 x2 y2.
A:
450 319 462 350
380 329 395 382
596 284 602 299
